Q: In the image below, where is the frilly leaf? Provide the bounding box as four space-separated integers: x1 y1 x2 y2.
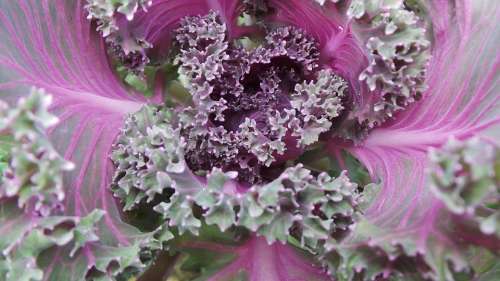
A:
333 1 500 279
194 169 238 232
154 194 202 236
291 69 347 146
0 201 104 281
153 168 239 235
320 216 479 281
111 105 188 211
0 88 74 216
85 0 152 37
347 0 431 128
0 1 181 279
238 165 361 247
85 0 153 73
112 103 365 250
0 89 174 281
429 137 499 237
269 0 430 137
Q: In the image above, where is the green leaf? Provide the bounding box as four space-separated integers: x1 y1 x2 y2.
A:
0 88 74 216
429 138 499 237
0 201 104 281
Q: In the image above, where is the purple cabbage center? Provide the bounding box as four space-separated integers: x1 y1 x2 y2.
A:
177 12 348 185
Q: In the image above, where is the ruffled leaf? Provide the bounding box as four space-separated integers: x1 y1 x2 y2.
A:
291 69 347 146
0 1 185 279
0 88 74 216
0 200 105 281
429 137 499 237
353 0 431 126
326 0 500 279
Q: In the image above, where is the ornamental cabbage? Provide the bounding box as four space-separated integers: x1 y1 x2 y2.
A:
0 1 498 281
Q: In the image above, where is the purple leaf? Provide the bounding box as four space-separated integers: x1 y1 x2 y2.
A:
323 0 499 277
179 235 330 281
0 0 180 279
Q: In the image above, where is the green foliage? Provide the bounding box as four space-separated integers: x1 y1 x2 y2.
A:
0 201 105 281
429 137 499 237
85 0 151 36
0 89 74 215
0 135 13 176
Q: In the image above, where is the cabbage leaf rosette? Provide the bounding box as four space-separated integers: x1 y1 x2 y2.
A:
0 0 498 280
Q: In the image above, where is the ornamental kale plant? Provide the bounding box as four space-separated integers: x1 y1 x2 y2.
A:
0 0 498 280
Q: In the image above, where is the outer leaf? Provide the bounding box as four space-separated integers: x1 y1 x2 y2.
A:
427 137 500 247
0 199 105 281
92 0 246 63
267 0 369 136
0 89 74 216
268 0 431 137
325 0 499 279
174 231 330 281
238 165 361 248
0 1 181 279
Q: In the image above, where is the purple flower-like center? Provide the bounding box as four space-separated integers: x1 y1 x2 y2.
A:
176 12 348 185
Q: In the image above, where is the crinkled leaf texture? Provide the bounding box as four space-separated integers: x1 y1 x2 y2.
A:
0 0 187 279
0 1 178 279
323 0 500 278
1 1 499 281
0 201 105 281
0 1 330 280
103 0 249 60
